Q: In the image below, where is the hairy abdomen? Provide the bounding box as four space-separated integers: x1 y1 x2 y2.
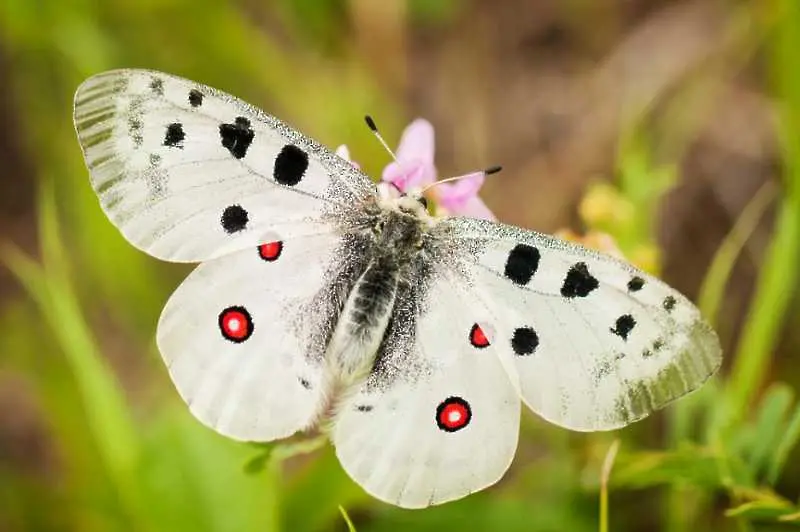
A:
327 256 399 382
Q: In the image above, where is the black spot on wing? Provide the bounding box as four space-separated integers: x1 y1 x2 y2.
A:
163 123 185 148
511 327 539 355
627 276 645 292
561 262 599 298
274 145 309 186
298 377 312 390
504 244 540 285
219 117 255 159
356 405 373 412
610 314 636 340
221 204 248 234
663 296 676 312
188 89 203 107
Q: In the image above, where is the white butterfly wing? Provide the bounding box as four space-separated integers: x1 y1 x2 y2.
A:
444 217 721 431
158 231 362 441
332 269 520 508
74 69 375 262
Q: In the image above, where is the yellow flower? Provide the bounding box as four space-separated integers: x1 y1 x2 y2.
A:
578 183 635 228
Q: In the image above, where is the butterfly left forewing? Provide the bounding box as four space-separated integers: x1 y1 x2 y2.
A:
443 217 721 431
74 69 375 262
332 268 520 508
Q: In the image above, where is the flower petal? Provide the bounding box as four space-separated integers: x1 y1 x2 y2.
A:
436 172 485 205
453 196 497 221
335 144 351 160
434 172 495 220
382 160 433 191
395 118 435 165
335 144 359 169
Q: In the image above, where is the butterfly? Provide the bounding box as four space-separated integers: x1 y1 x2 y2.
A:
73 69 722 509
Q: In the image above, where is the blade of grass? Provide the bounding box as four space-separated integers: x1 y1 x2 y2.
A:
766 400 800 484
599 439 619 532
697 181 777 325
664 169 774 532
746 384 793 479
724 0 800 429
3 182 145 529
339 505 357 532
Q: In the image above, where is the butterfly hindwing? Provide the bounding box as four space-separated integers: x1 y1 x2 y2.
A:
332 267 520 508
157 231 364 441
74 69 375 262
443 217 722 431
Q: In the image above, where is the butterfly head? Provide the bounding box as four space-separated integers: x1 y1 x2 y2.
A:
376 182 431 220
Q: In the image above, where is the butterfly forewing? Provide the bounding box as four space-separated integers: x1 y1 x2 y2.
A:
443 217 722 431
73 69 375 262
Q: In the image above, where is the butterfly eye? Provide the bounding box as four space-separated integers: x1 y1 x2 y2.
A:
418 196 428 209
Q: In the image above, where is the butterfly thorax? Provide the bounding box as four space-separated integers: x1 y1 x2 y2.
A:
326 198 431 382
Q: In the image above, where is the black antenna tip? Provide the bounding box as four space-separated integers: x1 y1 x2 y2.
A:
485 165 503 175
365 115 378 132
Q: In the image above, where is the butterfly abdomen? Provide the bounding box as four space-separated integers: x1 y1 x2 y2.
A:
350 259 399 329
324 208 428 382
327 257 399 381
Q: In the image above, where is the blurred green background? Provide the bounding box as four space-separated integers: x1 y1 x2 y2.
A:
1 0 800 530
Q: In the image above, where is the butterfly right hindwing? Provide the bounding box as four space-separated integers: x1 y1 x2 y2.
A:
332 265 520 508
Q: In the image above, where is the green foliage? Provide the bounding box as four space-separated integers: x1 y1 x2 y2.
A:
0 1 799 531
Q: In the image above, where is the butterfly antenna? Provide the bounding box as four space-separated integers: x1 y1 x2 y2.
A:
364 115 398 162
420 165 502 194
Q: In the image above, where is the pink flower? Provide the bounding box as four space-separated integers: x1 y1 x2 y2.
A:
336 119 495 220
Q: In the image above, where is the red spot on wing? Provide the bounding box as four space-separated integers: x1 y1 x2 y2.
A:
218 306 253 343
469 323 490 348
258 241 283 261
436 397 472 432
